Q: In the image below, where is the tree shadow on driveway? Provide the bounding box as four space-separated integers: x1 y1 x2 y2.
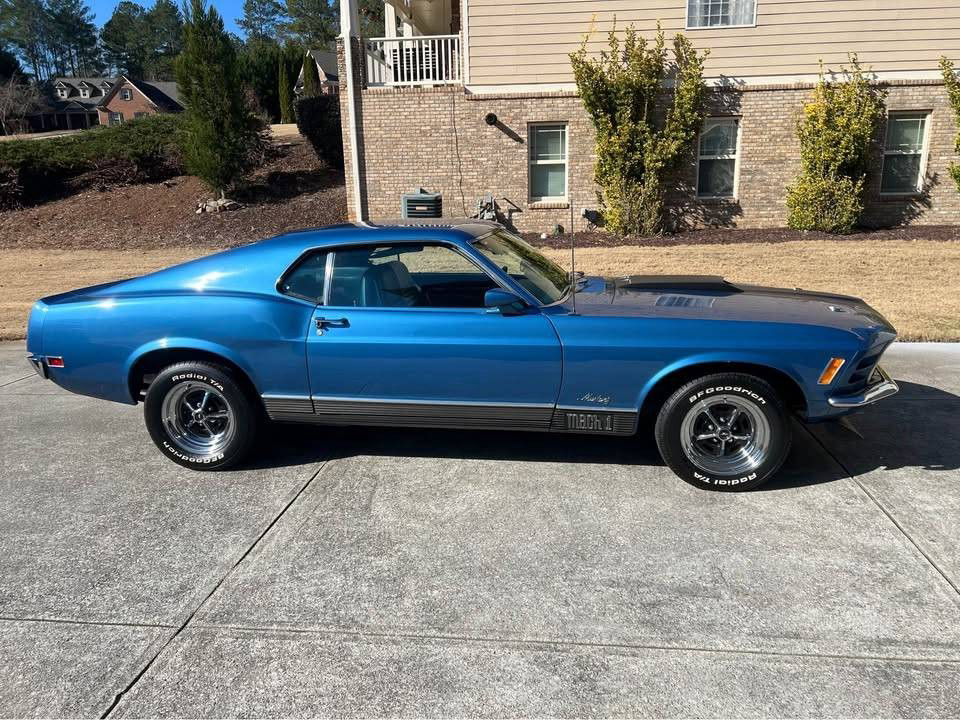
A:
243 380 959 492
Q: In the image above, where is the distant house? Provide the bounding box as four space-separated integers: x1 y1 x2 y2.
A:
30 77 117 131
96 76 183 126
29 75 183 132
296 50 340 95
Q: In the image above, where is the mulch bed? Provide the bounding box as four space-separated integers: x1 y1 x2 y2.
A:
0 142 346 251
524 225 960 249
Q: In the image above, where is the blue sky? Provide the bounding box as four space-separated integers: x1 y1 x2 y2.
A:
87 0 246 36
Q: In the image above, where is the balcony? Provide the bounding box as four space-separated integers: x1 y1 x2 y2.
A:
365 35 462 87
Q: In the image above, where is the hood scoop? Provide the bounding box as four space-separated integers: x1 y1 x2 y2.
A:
616 275 742 293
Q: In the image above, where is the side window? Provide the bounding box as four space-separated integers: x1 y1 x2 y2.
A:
280 250 328 302
327 244 496 309
881 111 930 195
697 117 739 198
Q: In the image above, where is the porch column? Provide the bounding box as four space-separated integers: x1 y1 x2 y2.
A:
339 0 365 221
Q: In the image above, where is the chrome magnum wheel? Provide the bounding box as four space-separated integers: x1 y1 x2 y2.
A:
160 383 236 458
143 361 257 470
654 372 791 491
679 395 771 476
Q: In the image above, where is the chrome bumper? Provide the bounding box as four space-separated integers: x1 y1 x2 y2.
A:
828 365 898 408
27 354 47 379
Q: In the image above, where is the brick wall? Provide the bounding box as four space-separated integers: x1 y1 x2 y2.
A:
337 40 960 232
96 80 160 125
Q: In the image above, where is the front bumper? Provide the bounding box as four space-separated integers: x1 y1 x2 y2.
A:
27 354 48 379
827 365 898 408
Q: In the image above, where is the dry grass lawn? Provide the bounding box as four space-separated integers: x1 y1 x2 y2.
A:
1 239 958 342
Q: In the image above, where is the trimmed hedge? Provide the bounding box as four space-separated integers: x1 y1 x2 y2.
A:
294 94 344 170
0 115 183 209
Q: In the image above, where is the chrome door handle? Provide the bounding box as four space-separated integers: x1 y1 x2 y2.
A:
315 317 349 334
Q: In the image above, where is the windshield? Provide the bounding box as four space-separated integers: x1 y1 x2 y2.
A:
472 230 570 305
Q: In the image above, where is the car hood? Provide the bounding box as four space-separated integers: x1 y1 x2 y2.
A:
564 275 896 343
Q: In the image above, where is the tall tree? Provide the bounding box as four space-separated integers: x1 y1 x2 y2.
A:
238 36 281 120
145 0 183 79
277 54 292 122
0 45 24 79
301 50 319 97
285 0 336 48
0 0 51 80
100 1 149 77
46 0 101 76
176 0 261 197
239 0 287 41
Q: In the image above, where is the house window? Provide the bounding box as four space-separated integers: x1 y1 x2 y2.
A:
529 123 567 202
697 117 740 198
134 112 148 119
109 112 123 126
80 88 90 98
881 112 930 194
56 88 67 98
120 88 132 101
687 0 756 27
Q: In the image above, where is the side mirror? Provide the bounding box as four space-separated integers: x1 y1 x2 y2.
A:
484 288 528 316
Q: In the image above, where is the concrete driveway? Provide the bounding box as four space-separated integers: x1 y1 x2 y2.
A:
1 341 958 717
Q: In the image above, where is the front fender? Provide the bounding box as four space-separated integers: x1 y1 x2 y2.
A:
635 350 813 412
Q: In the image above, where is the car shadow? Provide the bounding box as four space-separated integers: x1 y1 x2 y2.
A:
242 380 959 492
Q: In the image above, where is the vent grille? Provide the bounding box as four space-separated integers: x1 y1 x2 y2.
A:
401 188 442 218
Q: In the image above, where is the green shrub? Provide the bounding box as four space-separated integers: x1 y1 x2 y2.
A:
570 23 708 236
0 114 182 208
294 94 343 169
940 57 960 193
785 57 886 234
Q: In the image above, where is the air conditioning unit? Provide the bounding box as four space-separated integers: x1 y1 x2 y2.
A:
401 188 442 218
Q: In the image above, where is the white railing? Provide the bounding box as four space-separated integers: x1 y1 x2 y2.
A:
365 35 462 87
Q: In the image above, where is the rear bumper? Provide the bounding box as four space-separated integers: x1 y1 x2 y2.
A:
827 365 898 408
27 354 48 379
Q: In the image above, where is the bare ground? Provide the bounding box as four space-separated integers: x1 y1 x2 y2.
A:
0 141 346 251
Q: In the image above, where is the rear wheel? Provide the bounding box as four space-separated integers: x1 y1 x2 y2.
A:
143 361 257 470
654 373 792 491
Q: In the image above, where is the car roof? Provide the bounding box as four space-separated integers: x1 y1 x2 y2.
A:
258 219 501 253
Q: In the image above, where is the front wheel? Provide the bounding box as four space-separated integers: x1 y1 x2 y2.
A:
143 361 257 470
654 373 792 491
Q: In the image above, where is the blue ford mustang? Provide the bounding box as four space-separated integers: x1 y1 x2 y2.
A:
26 220 898 490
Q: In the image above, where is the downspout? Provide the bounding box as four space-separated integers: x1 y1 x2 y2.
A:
340 0 364 221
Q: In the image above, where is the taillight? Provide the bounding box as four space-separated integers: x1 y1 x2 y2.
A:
46 356 64 368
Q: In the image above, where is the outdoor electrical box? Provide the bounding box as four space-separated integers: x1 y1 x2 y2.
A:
401 188 442 218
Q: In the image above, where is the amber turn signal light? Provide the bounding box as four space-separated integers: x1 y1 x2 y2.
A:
818 357 845 385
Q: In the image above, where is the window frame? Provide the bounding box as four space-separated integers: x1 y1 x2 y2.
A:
276 240 511 311
56 87 68 98
880 110 932 197
108 111 123 126
685 0 757 29
696 116 741 200
120 88 133 101
528 122 569 204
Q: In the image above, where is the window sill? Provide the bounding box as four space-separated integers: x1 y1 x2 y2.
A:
697 195 739 203
529 201 570 210
879 192 923 200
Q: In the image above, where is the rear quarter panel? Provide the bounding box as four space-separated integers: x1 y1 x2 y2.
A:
41 292 315 404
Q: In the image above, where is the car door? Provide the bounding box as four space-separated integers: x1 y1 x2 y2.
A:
297 241 563 430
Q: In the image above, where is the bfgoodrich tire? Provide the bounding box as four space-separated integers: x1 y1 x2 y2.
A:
143 361 257 470
654 373 792 491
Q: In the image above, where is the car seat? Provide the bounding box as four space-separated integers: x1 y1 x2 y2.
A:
360 260 424 307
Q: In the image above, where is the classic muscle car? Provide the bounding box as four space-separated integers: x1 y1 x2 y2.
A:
26 220 899 490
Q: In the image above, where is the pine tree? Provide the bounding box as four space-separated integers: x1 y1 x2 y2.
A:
239 0 287 41
278 55 293 122
301 51 319 97
175 0 261 197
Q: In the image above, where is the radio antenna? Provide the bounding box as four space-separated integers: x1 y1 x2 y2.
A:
570 204 577 315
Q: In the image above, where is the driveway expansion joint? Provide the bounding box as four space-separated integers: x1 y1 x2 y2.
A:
97 459 330 719
0 615 176 630
800 423 960 602
186 622 960 666
0 374 34 389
